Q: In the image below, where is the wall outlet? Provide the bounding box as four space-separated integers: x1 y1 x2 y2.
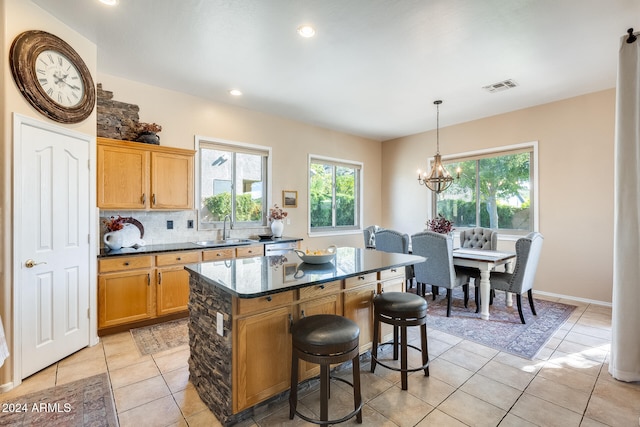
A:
187 220 194 228
287 218 291 225
216 312 224 336
167 220 173 229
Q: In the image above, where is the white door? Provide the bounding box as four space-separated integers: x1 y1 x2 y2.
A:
17 119 91 379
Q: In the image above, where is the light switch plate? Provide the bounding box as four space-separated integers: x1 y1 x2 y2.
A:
216 312 224 336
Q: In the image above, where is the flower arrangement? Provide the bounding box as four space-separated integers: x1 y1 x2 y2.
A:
123 119 162 134
426 214 454 234
268 204 288 221
103 215 126 232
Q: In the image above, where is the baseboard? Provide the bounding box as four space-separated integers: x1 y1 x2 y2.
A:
0 381 15 393
533 290 612 307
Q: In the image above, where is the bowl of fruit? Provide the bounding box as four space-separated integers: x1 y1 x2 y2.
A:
294 245 337 264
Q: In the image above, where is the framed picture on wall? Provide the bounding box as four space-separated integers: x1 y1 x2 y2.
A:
283 190 298 208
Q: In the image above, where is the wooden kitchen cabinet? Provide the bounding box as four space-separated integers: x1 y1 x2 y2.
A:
295 281 342 380
98 269 153 328
97 137 194 210
343 282 376 353
234 305 293 412
156 251 201 316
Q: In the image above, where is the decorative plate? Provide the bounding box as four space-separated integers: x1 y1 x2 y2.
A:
294 245 337 264
123 217 144 238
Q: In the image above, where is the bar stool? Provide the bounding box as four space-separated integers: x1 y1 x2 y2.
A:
371 292 429 390
289 314 363 425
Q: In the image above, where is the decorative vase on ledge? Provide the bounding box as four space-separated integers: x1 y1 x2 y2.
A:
137 131 160 145
270 219 284 238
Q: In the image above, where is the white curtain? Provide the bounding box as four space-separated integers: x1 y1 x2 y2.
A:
610 30 640 382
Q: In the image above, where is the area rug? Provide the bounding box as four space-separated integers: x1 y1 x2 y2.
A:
130 318 188 355
0 373 117 427
427 288 576 359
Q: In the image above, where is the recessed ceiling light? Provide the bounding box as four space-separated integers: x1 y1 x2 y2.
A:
297 25 316 38
228 89 243 96
99 0 118 6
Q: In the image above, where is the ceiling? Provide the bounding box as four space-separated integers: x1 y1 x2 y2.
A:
31 0 639 141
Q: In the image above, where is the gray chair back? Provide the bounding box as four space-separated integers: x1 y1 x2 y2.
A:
459 227 497 250
363 225 379 248
411 231 457 289
503 232 544 293
374 229 409 254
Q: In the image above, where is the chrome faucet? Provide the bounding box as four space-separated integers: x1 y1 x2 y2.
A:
223 215 232 240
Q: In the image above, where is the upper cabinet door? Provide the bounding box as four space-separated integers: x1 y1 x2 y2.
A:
97 137 194 210
97 143 149 209
150 151 194 209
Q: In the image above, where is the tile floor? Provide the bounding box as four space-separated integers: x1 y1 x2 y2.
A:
2 296 639 426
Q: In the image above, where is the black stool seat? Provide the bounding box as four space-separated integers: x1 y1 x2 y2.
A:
290 314 363 425
374 292 428 318
292 315 360 357
371 291 430 390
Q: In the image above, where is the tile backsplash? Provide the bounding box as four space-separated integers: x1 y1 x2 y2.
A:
100 210 269 248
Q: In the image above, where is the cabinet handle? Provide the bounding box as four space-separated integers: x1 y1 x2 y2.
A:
301 309 306 318
177 257 181 261
142 193 146 205
216 253 222 257
358 276 365 280
124 262 130 266
391 268 397 272
319 284 325 289
266 296 272 302
288 314 293 333
147 273 150 286
158 272 162 285
152 194 156 205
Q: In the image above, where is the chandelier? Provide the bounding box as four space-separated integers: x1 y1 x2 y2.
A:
417 100 454 193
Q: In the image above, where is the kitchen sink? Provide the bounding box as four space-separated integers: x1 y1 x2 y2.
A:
192 239 257 247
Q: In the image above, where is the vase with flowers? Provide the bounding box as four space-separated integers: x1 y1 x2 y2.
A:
102 215 127 250
134 122 162 145
268 204 288 238
426 214 454 234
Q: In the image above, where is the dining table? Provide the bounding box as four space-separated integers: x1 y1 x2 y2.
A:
452 248 516 320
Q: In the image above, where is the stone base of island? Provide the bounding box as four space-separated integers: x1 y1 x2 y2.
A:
185 247 425 426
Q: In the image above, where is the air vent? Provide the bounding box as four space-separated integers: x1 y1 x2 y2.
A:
482 79 518 93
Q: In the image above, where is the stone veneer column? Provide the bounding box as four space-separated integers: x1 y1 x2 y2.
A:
187 271 236 425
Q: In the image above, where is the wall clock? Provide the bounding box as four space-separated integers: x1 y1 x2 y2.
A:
10 30 96 124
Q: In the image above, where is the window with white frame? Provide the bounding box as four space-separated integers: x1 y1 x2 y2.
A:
433 143 537 235
196 137 270 229
309 156 362 233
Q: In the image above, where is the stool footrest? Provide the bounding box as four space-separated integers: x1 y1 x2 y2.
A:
370 341 430 373
292 375 363 425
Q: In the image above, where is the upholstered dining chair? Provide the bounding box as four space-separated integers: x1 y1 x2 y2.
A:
483 232 544 324
459 227 498 250
459 227 498 310
363 225 379 249
374 229 414 289
411 231 471 317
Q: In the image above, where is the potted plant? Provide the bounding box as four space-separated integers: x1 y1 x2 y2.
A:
426 214 454 234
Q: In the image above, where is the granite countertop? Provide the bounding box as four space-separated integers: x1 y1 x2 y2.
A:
98 236 302 258
184 246 426 298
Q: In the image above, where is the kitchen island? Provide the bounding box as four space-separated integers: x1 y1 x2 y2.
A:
184 246 425 426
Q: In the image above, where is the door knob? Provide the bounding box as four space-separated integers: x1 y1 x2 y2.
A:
25 259 46 268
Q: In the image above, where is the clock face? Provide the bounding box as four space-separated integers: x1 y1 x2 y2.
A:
35 50 85 108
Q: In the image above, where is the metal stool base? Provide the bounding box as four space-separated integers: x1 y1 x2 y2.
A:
291 375 364 426
371 341 430 373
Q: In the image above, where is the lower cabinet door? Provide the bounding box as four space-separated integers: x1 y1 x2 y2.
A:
296 293 343 380
343 284 376 353
98 271 153 328
234 306 292 412
157 267 190 315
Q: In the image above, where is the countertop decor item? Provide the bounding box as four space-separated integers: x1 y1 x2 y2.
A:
9 30 96 124
268 204 287 238
133 122 162 145
294 245 337 264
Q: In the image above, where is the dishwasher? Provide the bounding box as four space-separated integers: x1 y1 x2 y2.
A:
264 240 298 256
